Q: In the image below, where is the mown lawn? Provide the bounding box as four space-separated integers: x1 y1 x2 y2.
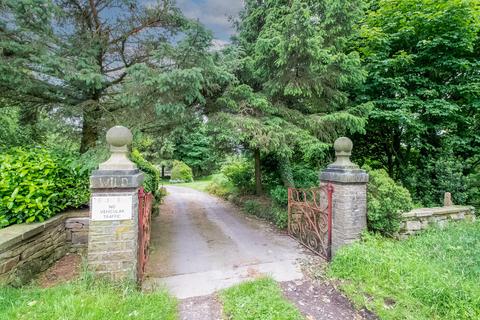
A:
160 176 212 192
329 221 480 320
219 277 303 320
0 278 177 320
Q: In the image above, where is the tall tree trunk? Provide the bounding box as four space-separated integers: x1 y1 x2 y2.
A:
80 105 100 153
254 148 263 195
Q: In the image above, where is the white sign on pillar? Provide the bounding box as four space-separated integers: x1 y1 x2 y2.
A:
91 195 133 221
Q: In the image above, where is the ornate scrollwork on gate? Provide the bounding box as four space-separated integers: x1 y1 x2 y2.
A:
288 184 333 260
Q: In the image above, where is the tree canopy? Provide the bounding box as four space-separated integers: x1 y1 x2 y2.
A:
207 0 371 193
1 0 479 208
0 0 223 152
353 0 480 205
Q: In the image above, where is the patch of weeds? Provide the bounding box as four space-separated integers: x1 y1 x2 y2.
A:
219 277 303 320
328 221 480 319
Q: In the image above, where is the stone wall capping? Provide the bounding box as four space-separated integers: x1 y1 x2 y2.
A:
403 205 475 218
399 205 475 237
320 169 369 184
0 209 88 252
0 208 89 285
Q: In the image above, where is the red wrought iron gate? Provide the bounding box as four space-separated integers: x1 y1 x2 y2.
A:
288 184 334 260
138 187 153 282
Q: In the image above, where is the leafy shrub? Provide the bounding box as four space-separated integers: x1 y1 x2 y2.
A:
221 156 254 194
270 185 288 207
431 157 469 205
170 160 193 182
271 205 288 229
243 200 260 216
131 149 161 199
206 173 236 198
0 148 89 227
291 163 319 188
242 198 288 229
366 167 414 236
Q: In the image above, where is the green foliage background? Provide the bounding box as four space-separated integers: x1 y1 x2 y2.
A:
365 166 414 235
131 149 162 202
353 0 480 208
170 160 194 182
0 148 89 227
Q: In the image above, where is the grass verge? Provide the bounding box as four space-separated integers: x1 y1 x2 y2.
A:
328 221 480 319
0 277 177 320
219 277 303 320
161 175 212 192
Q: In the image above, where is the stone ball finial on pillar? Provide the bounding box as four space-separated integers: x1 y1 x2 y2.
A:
106 126 133 148
98 125 137 171
320 136 369 257
330 137 357 169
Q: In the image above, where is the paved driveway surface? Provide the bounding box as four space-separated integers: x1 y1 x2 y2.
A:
143 186 306 298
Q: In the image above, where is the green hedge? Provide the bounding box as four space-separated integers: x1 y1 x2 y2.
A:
366 167 414 236
130 149 162 202
221 156 254 194
206 173 236 198
170 160 193 182
0 148 89 228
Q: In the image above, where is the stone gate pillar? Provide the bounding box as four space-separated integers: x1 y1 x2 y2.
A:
88 126 144 280
320 137 368 256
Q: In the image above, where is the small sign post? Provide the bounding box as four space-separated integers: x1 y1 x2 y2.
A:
87 126 144 280
91 196 133 221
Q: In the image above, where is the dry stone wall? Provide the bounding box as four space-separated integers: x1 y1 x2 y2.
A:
399 205 475 238
0 209 88 286
65 215 89 253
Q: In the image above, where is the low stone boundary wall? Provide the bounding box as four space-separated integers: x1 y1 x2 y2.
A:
399 205 475 237
0 209 89 286
66 215 89 253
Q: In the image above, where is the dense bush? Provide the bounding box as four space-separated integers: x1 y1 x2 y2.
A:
291 163 319 188
170 160 193 182
206 173 236 198
366 167 414 236
131 149 161 200
242 198 288 229
270 185 288 207
267 163 319 208
0 148 89 227
221 156 254 194
402 156 470 207
270 205 288 229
